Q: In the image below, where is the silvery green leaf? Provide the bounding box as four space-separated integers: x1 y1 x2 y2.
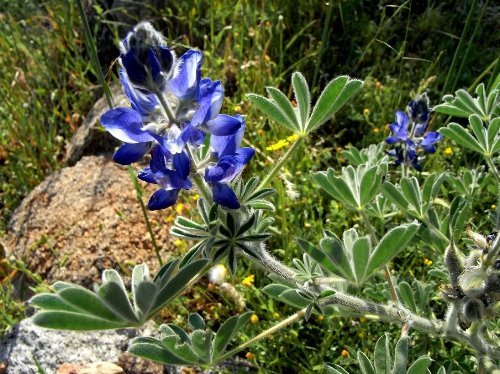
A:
306 76 363 133
392 336 409 374
439 123 485 154
247 93 300 132
366 222 419 277
374 334 392 374
151 259 209 313
397 281 417 313
191 330 212 362
188 313 205 330
266 86 300 130
212 311 252 361
292 72 311 130
128 336 199 365
358 351 376 374
405 356 431 374
324 363 351 374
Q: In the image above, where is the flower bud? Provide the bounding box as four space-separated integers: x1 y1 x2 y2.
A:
407 92 430 125
120 22 176 92
444 245 464 289
461 297 484 323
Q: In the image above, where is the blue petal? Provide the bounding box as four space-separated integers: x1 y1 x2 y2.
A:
210 115 246 158
148 189 179 210
414 122 428 137
149 146 169 173
138 167 157 184
191 79 224 126
173 151 191 180
119 69 158 116
235 147 255 165
205 114 243 136
169 50 202 100
112 142 150 165
421 132 442 146
159 46 174 72
210 182 240 209
100 107 154 143
395 111 409 129
121 50 146 85
385 136 399 144
147 48 162 82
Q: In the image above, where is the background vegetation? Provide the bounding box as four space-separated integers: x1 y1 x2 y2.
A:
1 0 498 372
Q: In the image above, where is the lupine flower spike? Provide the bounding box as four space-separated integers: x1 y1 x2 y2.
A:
100 22 254 209
385 93 442 171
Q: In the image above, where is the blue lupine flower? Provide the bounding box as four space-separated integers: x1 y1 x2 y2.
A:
204 115 255 209
100 22 255 211
120 22 175 91
421 132 442 153
385 93 441 171
386 111 409 144
138 147 192 210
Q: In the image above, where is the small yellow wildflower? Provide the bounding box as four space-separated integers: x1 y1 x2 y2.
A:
192 194 200 201
359 317 366 323
316 315 324 322
375 80 382 90
165 216 175 223
241 274 255 287
250 314 259 324
341 349 349 358
363 108 370 116
272 312 280 319
233 105 242 113
246 352 255 360
385 123 391 131
287 134 299 142
257 129 264 137
266 139 289 151
423 258 433 266
263 54 271 62
444 147 453 156
174 239 183 247
373 127 380 134
176 203 184 215
492 204 497 210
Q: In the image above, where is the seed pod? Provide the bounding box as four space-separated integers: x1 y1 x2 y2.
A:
458 268 487 298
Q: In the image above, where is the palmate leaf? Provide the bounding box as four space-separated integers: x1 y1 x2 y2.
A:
248 72 363 135
128 312 253 365
297 222 418 287
30 260 208 330
328 335 437 374
306 76 363 133
314 161 388 210
433 83 499 119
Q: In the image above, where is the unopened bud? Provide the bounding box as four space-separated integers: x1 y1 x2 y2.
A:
444 245 464 289
120 22 176 91
466 228 489 250
461 297 484 323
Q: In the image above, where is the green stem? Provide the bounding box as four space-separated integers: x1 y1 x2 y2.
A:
257 136 304 190
484 155 500 184
154 89 177 124
127 166 163 266
191 173 213 204
214 308 307 364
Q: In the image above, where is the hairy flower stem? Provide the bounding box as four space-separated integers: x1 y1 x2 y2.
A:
154 89 177 124
191 173 212 203
360 209 399 306
257 136 304 190
214 308 307 364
